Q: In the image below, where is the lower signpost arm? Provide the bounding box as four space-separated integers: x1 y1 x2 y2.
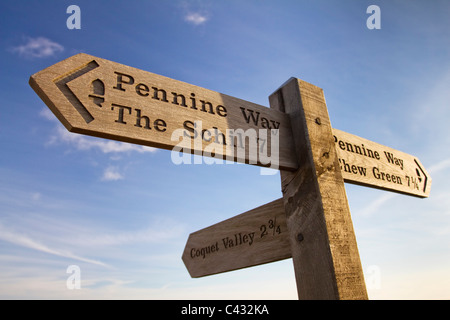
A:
269 78 368 300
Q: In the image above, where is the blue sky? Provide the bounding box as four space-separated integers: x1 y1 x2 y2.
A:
0 0 449 299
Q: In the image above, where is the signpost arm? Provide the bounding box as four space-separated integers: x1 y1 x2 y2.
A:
269 78 368 300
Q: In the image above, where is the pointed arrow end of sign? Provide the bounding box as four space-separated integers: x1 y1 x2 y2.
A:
29 72 75 132
414 158 432 197
181 233 201 278
29 53 101 132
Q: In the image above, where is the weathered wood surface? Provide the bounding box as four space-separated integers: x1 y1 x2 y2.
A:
333 128 431 198
182 198 289 278
30 53 430 196
29 53 296 170
270 78 368 300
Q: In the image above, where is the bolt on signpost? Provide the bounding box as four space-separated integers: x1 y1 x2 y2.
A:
30 54 431 300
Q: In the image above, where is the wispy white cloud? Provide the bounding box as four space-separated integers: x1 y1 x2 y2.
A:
184 12 208 25
30 192 42 201
428 158 450 175
40 112 157 182
75 221 186 247
358 156 450 218
0 222 109 267
101 166 124 181
179 0 210 25
47 124 157 154
359 193 397 217
39 108 56 121
11 36 64 58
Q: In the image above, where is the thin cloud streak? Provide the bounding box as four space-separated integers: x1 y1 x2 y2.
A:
359 156 450 218
74 223 186 247
359 193 397 217
428 158 450 175
0 222 110 268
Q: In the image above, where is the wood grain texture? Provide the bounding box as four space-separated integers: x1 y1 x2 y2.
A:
182 199 289 278
333 128 431 198
29 54 430 196
269 78 368 300
29 53 297 170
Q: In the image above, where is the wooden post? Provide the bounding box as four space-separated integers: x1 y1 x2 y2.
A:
269 78 368 300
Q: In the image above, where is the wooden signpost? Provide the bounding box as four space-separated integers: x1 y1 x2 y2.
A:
182 198 288 278
29 53 296 170
182 127 432 279
30 54 431 300
333 128 430 198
